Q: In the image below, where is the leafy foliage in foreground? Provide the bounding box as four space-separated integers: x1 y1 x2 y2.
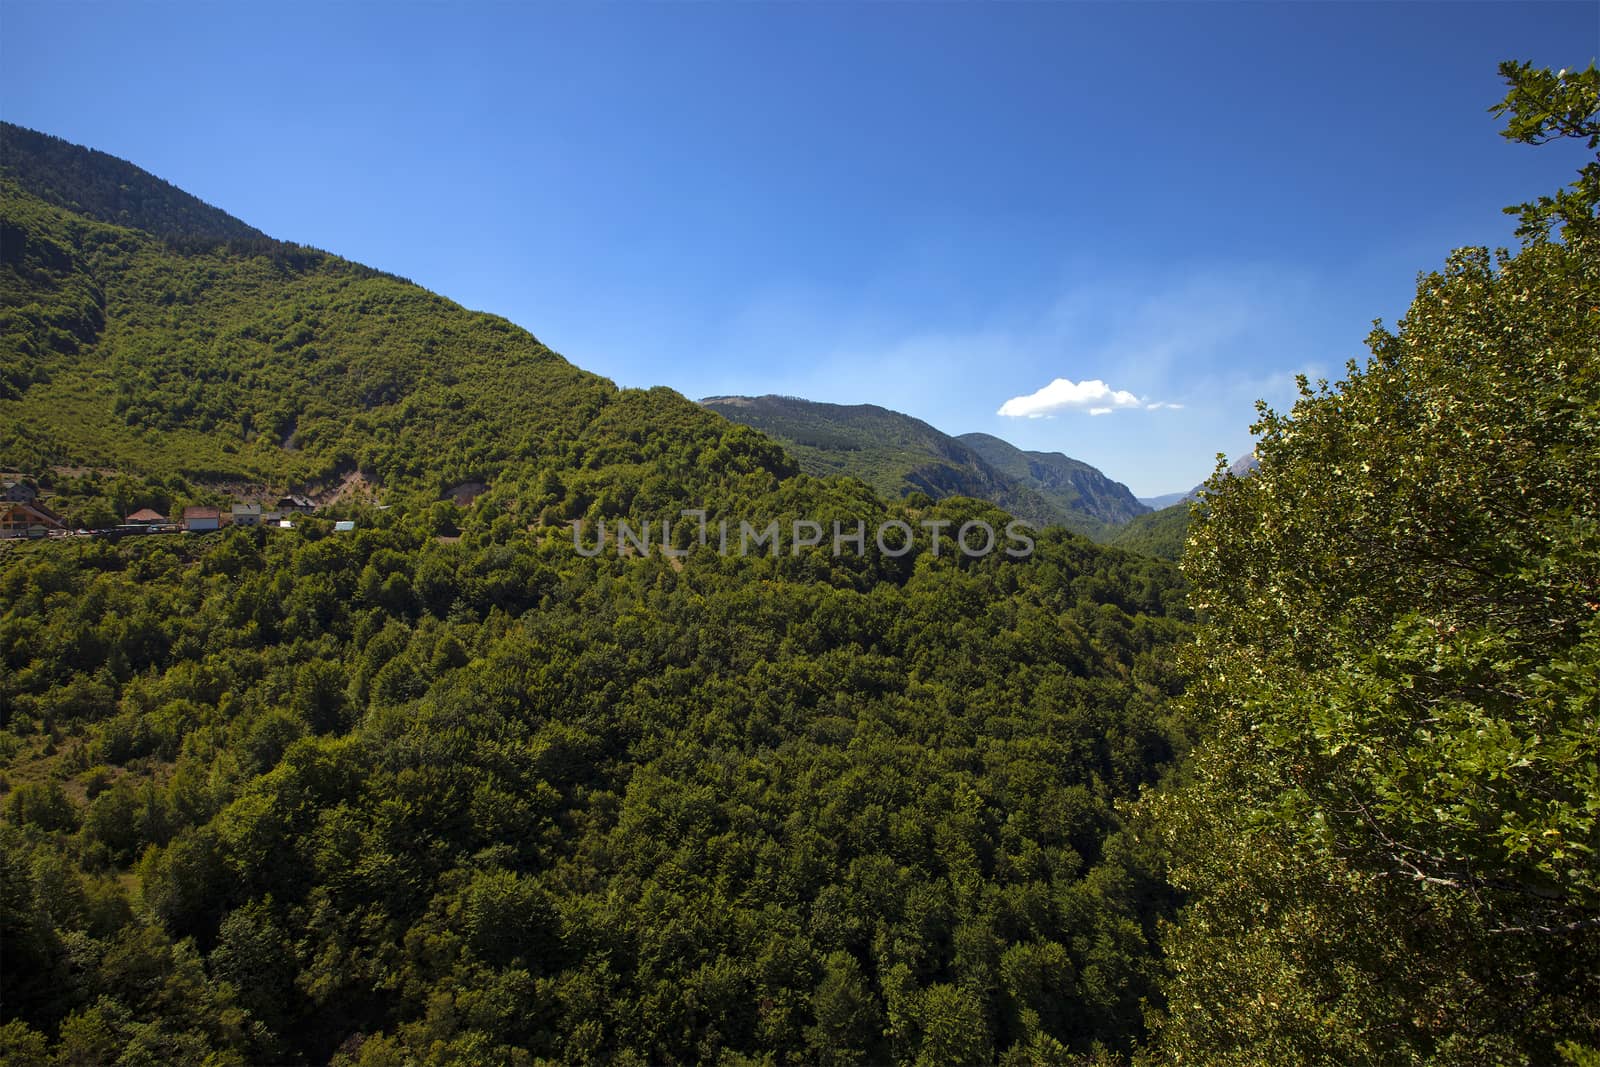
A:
1143 61 1600 1066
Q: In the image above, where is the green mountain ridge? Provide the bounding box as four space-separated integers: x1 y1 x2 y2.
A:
2 121 1168 558
700 394 1148 539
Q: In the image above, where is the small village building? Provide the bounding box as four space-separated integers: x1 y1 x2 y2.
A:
182 506 221 532
3 480 39 503
278 494 316 512
125 507 167 525
333 520 356 532
231 503 263 527
0 501 65 539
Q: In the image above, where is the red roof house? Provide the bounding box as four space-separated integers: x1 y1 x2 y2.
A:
181 506 222 532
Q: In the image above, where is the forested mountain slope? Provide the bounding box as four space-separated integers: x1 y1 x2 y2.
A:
1107 502 1190 562
956 433 1148 530
1 121 794 528
0 126 1195 1065
1 124 266 247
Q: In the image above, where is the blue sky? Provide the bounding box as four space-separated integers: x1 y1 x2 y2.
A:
4 3 1594 496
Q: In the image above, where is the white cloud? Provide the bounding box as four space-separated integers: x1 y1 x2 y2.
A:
1146 401 1185 410
998 377 1143 418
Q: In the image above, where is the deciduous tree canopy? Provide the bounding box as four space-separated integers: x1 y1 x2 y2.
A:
1143 59 1600 1066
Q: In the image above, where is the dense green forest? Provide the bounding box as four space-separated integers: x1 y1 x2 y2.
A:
3 61 1598 1067
1 504 1190 1065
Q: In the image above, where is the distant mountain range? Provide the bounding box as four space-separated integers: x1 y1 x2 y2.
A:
700 395 1149 538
